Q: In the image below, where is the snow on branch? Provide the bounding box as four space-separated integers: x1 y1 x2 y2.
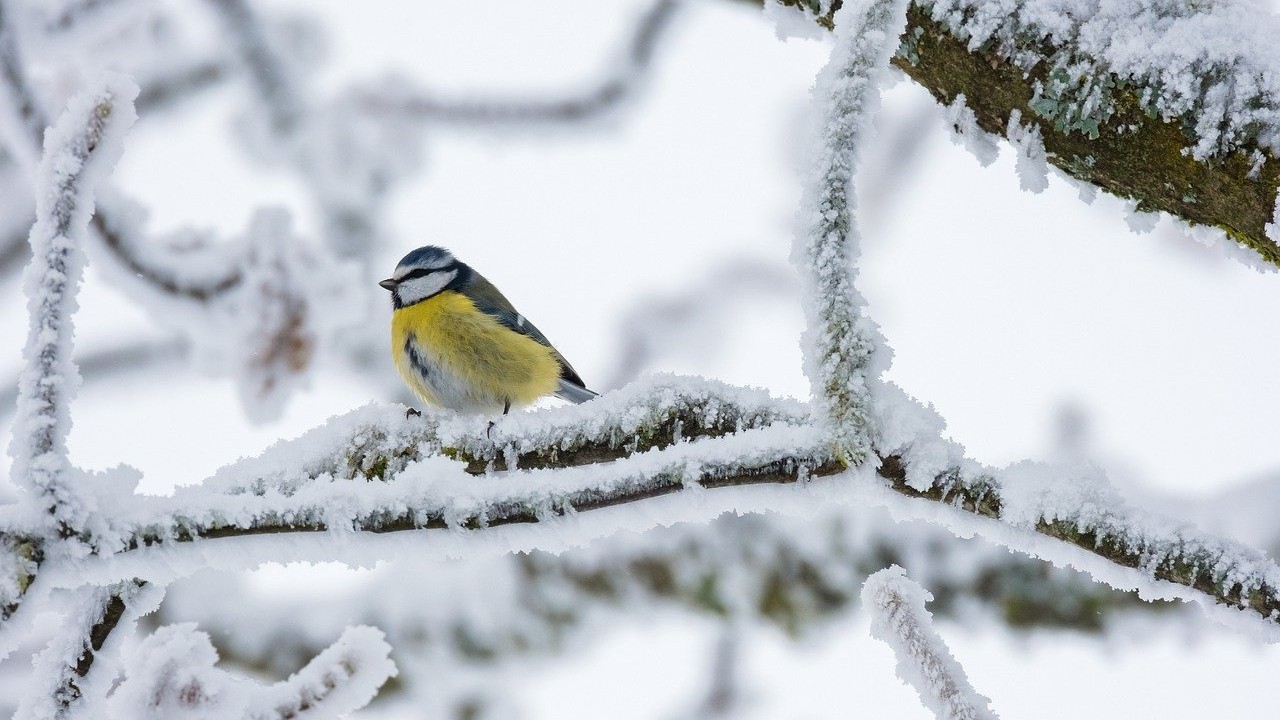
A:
110 624 396 719
0 533 38 623
773 0 1280 266
0 371 1273 636
101 378 834 551
874 448 1280 632
16 579 154 720
361 0 679 126
862 566 999 720
0 3 246 301
9 74 137 538
794 0 906 463
258 625 398 719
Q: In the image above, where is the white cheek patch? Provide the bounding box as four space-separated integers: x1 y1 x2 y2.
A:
397 269 458 305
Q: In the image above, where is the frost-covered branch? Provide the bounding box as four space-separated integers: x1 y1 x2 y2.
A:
873 449 1280 628
16 580 151 720
774 0 1280 265
104 380 835 549
111 624 397 719
9 75 137 538
862 567 1000 720
0 1 246 301
88 211 242 301
364 0 679 126
133 59 228 114
11 376 1265 628
257 625 397 719
204 0 302 136
794 0 906 463
149 508 1165 709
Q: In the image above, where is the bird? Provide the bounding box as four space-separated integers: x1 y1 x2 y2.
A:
379 245 597 416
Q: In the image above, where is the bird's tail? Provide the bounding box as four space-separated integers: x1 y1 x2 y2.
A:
555 379 598 404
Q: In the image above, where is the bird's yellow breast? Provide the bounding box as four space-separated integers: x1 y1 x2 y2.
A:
391 291 562 411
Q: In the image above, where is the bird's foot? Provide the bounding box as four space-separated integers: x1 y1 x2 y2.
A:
486 420 495 438
405 407 422 419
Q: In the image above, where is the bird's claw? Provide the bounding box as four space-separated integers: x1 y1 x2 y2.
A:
405 407 422 419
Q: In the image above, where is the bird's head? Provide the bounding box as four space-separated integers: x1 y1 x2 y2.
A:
379 245 469 308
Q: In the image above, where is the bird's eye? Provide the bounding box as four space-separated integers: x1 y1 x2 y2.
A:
398 268 431 282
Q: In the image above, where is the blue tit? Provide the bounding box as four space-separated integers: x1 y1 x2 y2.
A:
379 245 597 415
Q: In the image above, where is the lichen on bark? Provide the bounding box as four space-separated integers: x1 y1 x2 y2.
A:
777 0 1280 265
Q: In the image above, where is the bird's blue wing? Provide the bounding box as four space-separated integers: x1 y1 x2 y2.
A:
461 273 593 393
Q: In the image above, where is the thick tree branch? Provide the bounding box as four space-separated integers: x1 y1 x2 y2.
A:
776 0 1280 265
875 454 1280 623
0 385 1263 632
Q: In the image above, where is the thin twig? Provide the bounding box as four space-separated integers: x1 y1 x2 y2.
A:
362 0 680 125
204 0 301 135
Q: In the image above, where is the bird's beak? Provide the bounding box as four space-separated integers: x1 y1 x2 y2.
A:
378 278 397 291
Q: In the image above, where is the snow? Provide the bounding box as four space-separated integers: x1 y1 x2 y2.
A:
15 579 160 720
762 0 827 41
1004 109 1048 193
870 381 970 492
927 0 1280 159
87 199 363 424
110 623 255 719
943 94 998 168
1267 194 1280 247
221 208 362 422
9 73 137 537
793 0 907 462
863 566 999 720
110 623 395 719
1123 201 1160 234
260 625 397 719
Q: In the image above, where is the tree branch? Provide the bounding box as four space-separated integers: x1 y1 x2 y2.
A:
10 75 138 538
775 0 1280 265
111 622 396 718
16 580 148 720
0 5 246 302
863 566 1000 720
204 0 302 136
0 380 1263 632
793 0 906 463
0 2 48 161
360 0 680 125
875 453 1280 624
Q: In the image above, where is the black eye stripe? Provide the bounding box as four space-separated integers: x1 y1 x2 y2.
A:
398 268 431 282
